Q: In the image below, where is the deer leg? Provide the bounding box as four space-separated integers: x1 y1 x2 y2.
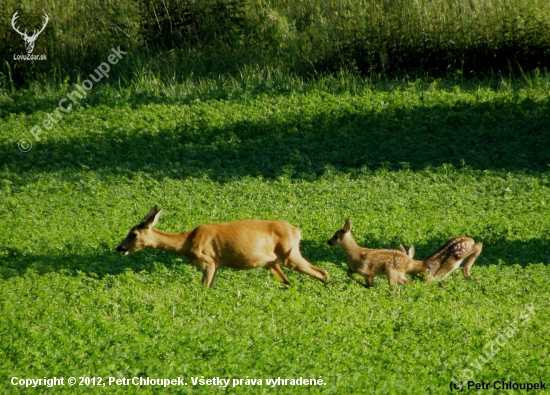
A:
269 263 291 285
347 268 367 287
386 269 398 287
208 267 219 288
283 254 328 283
462 242 483 279
386 268 412 287
433 258 464 281
398 272 413 285
362 273 375 288
424 273 435 282
423 260 441 278
201 263 218 288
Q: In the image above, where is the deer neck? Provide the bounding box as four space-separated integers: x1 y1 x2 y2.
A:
149 228 192 255
341 234 366 263
409 259 426 274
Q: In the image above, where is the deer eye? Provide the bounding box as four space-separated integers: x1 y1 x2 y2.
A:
130 233 137 239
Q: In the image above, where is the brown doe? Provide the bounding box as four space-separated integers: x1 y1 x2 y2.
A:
117 206 328 287
400 237 483 281
327 219 423 287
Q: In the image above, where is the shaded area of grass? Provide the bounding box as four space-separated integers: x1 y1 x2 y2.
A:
0 248 160 280
2 233 548 282
1 90 549 185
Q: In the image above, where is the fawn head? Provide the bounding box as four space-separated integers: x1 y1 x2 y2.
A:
399 244 415 258
117 206 163 255
327 219 352 246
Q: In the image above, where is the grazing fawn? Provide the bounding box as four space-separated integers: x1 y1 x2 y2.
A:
327 219 423 287
400 237 483 281
117 206 328 287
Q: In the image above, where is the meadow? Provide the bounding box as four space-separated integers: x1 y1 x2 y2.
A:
1 73 549 393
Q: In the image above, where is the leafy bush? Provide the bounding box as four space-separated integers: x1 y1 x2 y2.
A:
3 0 550 88
138 0 248 51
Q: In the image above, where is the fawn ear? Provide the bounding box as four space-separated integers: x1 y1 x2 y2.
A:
399 244 406 254
344 219 352 233
141 205 163 229
407 245 415 259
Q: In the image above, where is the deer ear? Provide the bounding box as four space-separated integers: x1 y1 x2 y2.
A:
141 206 163 229
408 245 415 259
344 219 352 232
399 244 406 254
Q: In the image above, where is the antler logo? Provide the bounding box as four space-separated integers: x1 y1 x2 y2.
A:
11 11 49 54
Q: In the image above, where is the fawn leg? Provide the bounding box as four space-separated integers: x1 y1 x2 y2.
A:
462 242 483 279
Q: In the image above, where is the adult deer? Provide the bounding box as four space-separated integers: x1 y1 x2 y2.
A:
327 219 423 287
117 206 328 287
11 11 49 54
400 237 483 281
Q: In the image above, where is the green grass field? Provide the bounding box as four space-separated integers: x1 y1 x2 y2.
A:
1 75 549 393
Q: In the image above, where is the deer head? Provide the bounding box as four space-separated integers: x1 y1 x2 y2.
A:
116 206 163 255
327 219 352 247
12 11 49 54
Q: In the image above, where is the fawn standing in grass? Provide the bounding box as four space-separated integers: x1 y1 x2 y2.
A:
117 206 329 288
400 237 483 281
327 219 423 287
